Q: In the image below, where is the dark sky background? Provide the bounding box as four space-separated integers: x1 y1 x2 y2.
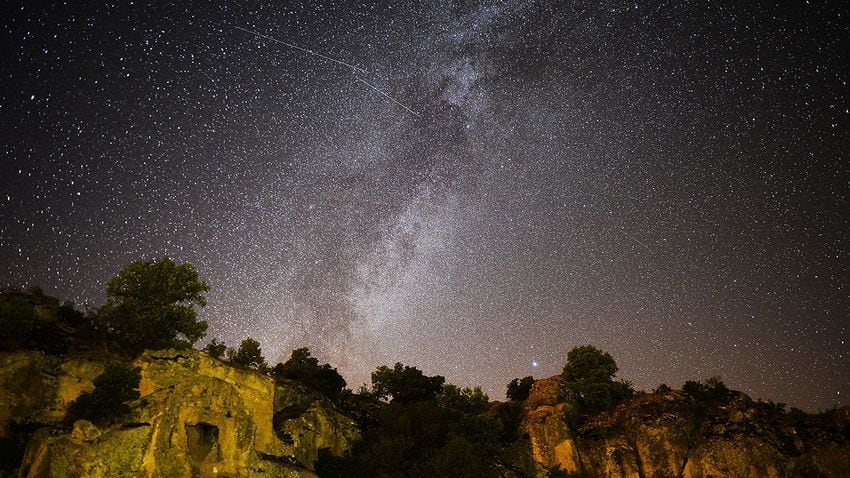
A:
2 1 848 410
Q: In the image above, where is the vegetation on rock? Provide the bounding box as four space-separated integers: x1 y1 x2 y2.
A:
66 362 141 425
2 260 849 477
228 336 268 371
272 347 347 401
561 344 633 413
98 257 210 351
506 375 535 401
371 362 446 404
316 363 506 477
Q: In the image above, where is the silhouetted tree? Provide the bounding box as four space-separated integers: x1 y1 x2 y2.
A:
437 384 489 416
506 376 535 401
682 376 730 403
98 258 209 351
371 362 445 404
204 338 227 359
317 362 508 477
561 345 633 413
230 337 268 371
272 347 346 400
67 363 141 425
654 383 672 394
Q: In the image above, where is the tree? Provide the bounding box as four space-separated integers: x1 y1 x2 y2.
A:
561 345 632 413
272 347 346 400
682 376 730 403
98 257 209 351
371 362 445 404
204 338 227 359
654 383 672 394
506 376 535 401
230 337 268 371
437 384 489 416
67 362 141 425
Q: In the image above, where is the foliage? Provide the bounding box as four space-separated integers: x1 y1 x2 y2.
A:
229 337 268 371
98 258 209 351
316 365 505 477
437 384 489 416
272 347 346 400
506 376 535 401
682 376 730 403
654 383 672 394
67 362 141 425
562 345 618 383
203 338 227 359
561 345 633 413
371 362 445 404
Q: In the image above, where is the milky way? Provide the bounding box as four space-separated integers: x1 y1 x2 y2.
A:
2 1 848 410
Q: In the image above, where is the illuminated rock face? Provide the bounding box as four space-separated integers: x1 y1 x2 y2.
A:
0 350 358 478
516 376 850 478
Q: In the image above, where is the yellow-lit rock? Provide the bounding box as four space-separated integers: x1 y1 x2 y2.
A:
514 376 850 478
1 349 358 478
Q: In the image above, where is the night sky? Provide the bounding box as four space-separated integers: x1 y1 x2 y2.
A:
2 1 848 411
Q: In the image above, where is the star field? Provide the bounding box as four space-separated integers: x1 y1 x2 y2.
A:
1 1 848 410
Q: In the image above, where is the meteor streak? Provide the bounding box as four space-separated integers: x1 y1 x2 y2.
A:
233 25 368 74
354 76 421 117
232 25 420 117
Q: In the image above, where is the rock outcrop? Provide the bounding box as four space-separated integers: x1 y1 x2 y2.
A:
514 376 850 478
0 349 358 477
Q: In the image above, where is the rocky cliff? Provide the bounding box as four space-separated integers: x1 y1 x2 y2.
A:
515 376 850 478
0 349 358 478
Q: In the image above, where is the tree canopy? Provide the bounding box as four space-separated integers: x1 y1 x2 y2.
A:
230 337 268 371
561 345 632 413
506 376 535 401
98 257 209 351
371 362 446 404
272 347 346 400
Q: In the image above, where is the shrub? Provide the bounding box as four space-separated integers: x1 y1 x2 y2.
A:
204 338 227 359
561 345 633 413
506 376 535 401
230 337 268 371
67 363 141 425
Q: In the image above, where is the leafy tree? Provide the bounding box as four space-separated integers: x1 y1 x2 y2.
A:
437 384 489 416
654 383 672 394
67 362 141 425
682 376 730 403
506 376 535 401
561 345 633 413
98 258 209 351
204 338 227 359
272 347 346 400
230 337 268 371
371 362 445 404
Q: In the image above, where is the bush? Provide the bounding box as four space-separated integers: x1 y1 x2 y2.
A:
654 383 672 394
229 337 268 371
272 348 347 400
506 376 535 401
371 363 445 404
437 384 489 416
67 363 141 425
682 376 730 403
204 338 227 359
561 345 633 413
